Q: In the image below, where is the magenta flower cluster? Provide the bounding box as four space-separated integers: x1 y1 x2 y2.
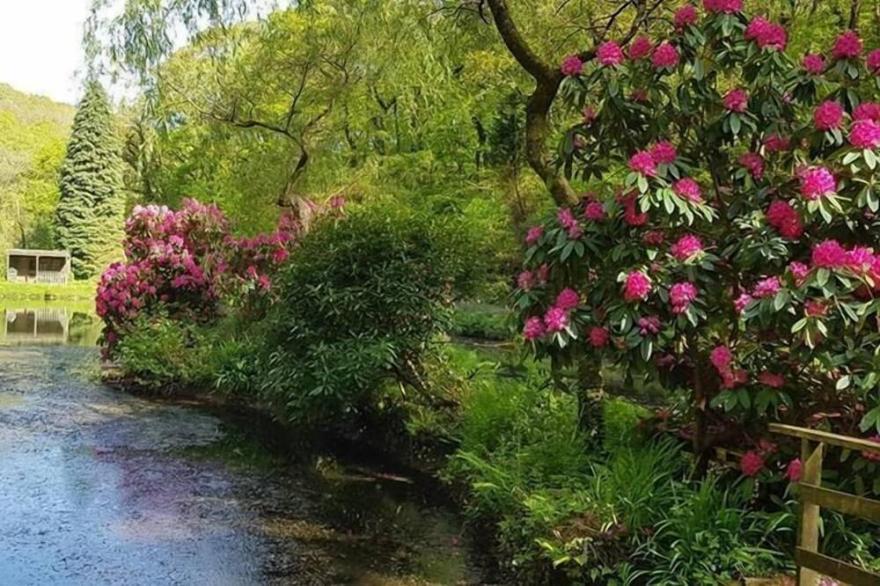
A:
97 198 308 351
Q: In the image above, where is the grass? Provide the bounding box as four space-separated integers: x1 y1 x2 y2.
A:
0 280 96 301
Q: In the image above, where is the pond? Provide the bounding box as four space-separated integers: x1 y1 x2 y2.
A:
0 302 102 347
0 303 492 585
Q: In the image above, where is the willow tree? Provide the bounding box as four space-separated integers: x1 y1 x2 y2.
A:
55 80 124 279
86 0 529 244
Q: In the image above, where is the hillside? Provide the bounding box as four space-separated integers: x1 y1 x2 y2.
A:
0 83 74 258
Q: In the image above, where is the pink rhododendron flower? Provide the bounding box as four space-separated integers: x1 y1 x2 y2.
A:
624 271 652 302
753 276 781 299
517 271 535 291
854 102 880 122
642 230 665 246
704 0 742 13
597 41 625 67
832 30 863 60
789 261 810 285
629 150 657 176
722 368 748 389
523 317 546 340
582 106 598 124
544 307 569 332
558 207 578 229
740 451 765 477
798 166 836 200
651 42 680 69
802 53 825 74
723 89 749 113
669 281 698 314
556 288 580 310
739 152 764 180
849 119 880 149
868 49 880 73
588 326 610 347
670 234 704 261
813 100 844 130
758 371 785 388
525 225 543 245
785 458 802 482
630 88 649 103
674 4 698 29
710 345 733 372
734 293 754 314
560 54 584 76
536 264 550 284
763 133 791 152
745 17 786 51
812 240 848 268
805 299 828 317
649 141 677 165
620 194 649 226
584 200 606 221
766 200 804 239
861 436 880 462
845 246 876 273
628 35 653 60
673 178 703 203
638 315 661 335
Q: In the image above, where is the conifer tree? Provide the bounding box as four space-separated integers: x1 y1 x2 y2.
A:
55 80 124 279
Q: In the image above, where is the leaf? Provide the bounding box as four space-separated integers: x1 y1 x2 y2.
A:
640 339 653 361
729 114 741 135
836 375 851 390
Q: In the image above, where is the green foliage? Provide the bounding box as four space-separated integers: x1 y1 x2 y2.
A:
638 477 789 584
55 81 124 279
602 397 650 452
257 201 480 423
450 303 511 340
0 84 73 265
116 314 212 387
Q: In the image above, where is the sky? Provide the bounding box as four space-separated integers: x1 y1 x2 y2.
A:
0 0 92 105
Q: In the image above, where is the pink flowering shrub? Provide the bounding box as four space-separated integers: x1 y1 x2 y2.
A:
97 198 312 352
520 5 880 464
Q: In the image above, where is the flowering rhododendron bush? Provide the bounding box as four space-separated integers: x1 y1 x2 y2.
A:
515 2 880 470
96 198 309 351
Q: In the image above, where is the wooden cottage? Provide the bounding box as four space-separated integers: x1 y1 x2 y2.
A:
5 249 71 284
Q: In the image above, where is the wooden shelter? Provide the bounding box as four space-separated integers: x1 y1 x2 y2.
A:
5 249 71 284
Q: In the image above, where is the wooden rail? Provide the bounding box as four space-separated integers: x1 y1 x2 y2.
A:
769 424 880 586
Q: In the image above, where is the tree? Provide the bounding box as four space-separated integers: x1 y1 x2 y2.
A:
514 3 880 471
55 80 125 278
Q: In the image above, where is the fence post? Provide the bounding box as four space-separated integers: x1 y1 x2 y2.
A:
798 439 823 586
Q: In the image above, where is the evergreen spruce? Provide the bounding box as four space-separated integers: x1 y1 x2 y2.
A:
55 80 124 279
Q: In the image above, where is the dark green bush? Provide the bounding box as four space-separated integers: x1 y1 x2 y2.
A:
258 201 480 424
116 314 213 387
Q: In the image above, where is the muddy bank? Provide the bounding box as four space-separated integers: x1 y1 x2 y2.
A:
0 345 494 585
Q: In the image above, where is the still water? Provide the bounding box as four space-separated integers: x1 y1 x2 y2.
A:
1 303 102 347
0 303 488 585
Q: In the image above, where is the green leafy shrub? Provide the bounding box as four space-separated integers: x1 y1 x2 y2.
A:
116 314 212 387
639 477 789 584
450 303 512 340
258 201 480 424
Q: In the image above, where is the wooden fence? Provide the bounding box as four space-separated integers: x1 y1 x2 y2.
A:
768 423 880 586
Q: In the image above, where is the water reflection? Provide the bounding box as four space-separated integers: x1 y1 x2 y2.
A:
0 305 101 347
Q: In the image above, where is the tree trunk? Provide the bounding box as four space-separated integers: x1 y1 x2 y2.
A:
486 0 578 207
576 357 605 448
849 0 862 29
